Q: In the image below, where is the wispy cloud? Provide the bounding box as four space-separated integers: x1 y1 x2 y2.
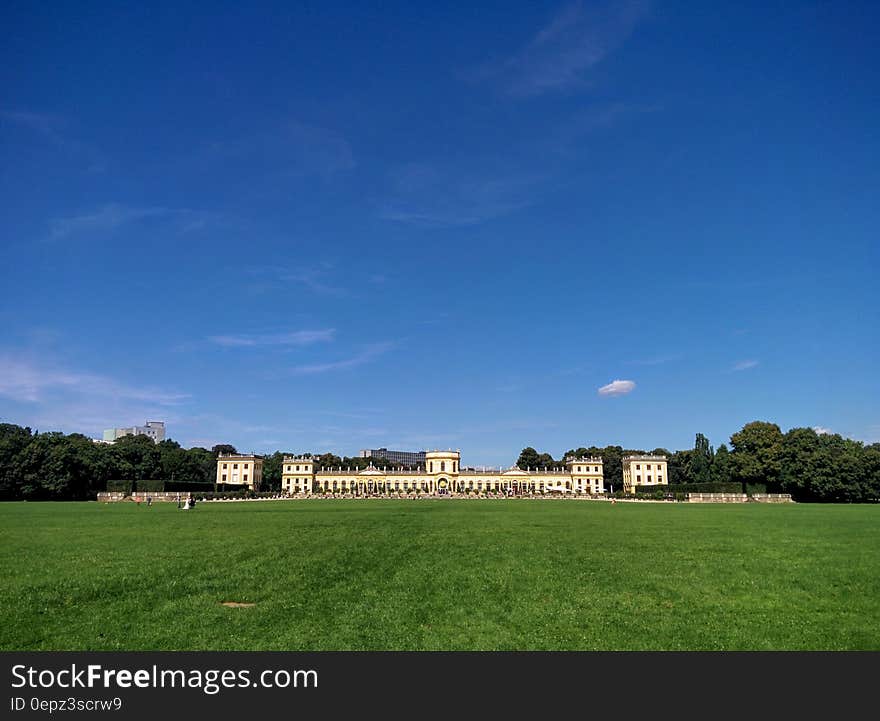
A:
276 266 349 296
628 354 681 367
379 162 541 227
598 379 636 396
1 109 106 171
47 203 214 242
289 343 394 375
0 354 190 438
207 121 355 181
732 360 759 371
0 355 189 406
208 329 336 348
476 0 649 98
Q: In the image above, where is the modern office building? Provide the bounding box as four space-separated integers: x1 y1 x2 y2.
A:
102 420 166 443
357 448 427 466
215 454 263 491
621 455 669 494
283 450 604 496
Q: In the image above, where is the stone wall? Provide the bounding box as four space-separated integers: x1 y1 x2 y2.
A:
97 491 192 502
686 492 793 503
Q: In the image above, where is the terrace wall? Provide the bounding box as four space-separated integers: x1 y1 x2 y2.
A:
686 493 793 503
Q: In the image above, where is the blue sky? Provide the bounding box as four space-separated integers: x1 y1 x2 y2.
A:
1 1 878 465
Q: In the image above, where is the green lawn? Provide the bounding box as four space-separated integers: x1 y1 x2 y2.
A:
1 499 878 650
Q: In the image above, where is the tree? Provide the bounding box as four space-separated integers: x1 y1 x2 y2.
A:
261 451 286 492
0 423 33 499
691 433 714 484
212 444 238 456
182 447 216 484
109 434 162 485
158 440 186 481
730 421 784 491
315 453 343 469
668 450 693 484
711 444 732 484
516 447 541 470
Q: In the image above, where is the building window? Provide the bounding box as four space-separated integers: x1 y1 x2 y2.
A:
233 464 238 469
296 465 300 471
658 475 663 482
286 466 291 472
595 467 599 473
577 466 581 473
441 461 446 472
636 464 640 470
244 474 248 482
637 475 641 482
430 462 433 472
222 474 227 482
222 464 227 470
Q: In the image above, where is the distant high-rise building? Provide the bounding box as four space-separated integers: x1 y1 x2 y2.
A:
102 421 165 443
357 448 426 466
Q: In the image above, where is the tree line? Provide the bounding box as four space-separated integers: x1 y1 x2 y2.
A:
516 421 880 502
0 424 411 500
1 420 877 502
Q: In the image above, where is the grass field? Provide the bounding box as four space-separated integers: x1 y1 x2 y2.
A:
1 499 878 650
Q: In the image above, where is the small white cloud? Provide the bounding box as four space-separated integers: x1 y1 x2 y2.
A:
598 379 636 396
813 426 833 435
733 360 759 371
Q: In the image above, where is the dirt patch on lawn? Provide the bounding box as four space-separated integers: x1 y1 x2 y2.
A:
220 601 256 608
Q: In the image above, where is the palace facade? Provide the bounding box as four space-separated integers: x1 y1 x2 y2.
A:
281 450 605 496
622 455 669 495
216 453 264 490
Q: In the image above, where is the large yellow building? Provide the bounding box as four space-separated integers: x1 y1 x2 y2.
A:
282 450 605 496
216 454 263 490
621 455 668 494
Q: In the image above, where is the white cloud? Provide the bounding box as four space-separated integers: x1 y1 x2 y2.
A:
476 0 649 98
207 121 355 181
290 343 393 375
47 203 210 241
380 162 540 227
208 329 336 348
812 426 833 435
732 360 759 371
1 109 106 171
598 379 636 396
0 355 188 406
0 355 190 437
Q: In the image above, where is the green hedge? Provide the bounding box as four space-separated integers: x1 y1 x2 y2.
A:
191 491 280 500
106 480 254 494
164 481 216 493
135 479 166 492
667 482 744 494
